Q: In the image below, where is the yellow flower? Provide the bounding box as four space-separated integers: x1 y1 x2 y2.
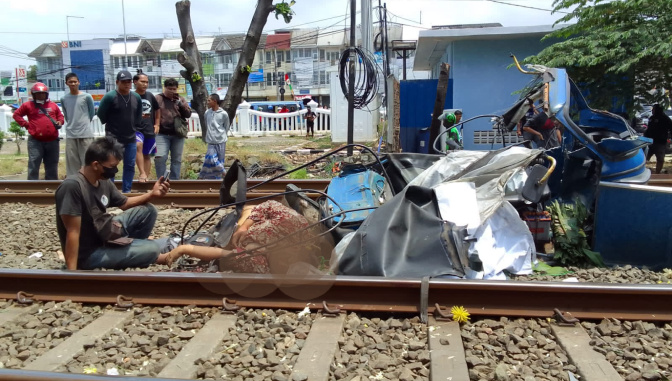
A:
451 306 470 323
83 367 97 374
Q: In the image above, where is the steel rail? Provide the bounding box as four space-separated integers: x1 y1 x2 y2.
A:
0 179 330 193
0 369 192 381
0 191 321 208
2 269 672 321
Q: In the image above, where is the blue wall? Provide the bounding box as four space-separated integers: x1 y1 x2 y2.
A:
399 79 453 153
70 50 106 91
448 36 554 150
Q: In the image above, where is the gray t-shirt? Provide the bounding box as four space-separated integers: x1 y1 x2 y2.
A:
55 173 127 265
62 93 95 138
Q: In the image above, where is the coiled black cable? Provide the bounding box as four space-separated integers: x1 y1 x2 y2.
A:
339 47 378 109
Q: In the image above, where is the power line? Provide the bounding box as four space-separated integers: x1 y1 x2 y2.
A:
485 0 570 14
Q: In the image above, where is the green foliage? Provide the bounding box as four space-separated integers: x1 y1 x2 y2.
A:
288 167 308 179
240 65 252 74
532 261 572 276
0 131 5 151
547 199 605 268
191 72 202 82
526 0 672 112
274 0 296 23
27 65 37 81
8 121 24 154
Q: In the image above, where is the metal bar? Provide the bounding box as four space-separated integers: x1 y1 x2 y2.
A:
2 270 672 320
0 369 192 381
0 179 330 193
0 191 322 208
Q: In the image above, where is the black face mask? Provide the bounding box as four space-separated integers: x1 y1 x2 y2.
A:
100 165 118 179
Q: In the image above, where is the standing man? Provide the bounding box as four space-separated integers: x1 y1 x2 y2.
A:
199 93 229 179
12 82 63 180
97 70 142 193
644 104 672 174
55 136 172 270
443 113 462 151
303 105 316 138
133 73 160 182
155 78 191 180
62 73 95 176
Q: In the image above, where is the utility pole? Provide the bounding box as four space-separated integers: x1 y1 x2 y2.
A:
361 0 373 54
347 0 356 156
122 0 128 70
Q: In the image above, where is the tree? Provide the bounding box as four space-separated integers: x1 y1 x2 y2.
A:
8 121 25 154
175 0 296 139
27 65 37 81
219 0 295 120
526 0 672 113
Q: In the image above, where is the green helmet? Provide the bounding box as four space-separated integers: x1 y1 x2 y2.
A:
443 113 456 127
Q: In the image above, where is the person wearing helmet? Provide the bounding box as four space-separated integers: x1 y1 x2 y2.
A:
12 82 64 180
443 112 462 151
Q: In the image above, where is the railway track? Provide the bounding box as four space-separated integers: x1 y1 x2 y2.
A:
0 179 331 208
1 270 672 380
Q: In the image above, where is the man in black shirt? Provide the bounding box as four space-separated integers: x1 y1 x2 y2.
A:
304 105 316 138
97 70 143 192
644 104 672 174
133 73 160 182
55 137 171 270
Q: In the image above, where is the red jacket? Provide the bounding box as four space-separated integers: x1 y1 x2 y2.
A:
13 100 63 142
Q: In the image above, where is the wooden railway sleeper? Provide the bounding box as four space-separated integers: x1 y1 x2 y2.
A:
115 295 134 310
553 308 579 326
221 298 240 314
321 300 342 317
16 291 34 305
433 303 454 321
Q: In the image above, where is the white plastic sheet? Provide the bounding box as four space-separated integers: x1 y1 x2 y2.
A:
467 202 536 279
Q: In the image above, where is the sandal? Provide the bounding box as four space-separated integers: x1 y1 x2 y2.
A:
138 176 148 183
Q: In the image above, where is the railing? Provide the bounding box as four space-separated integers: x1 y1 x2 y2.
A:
0 107 331 139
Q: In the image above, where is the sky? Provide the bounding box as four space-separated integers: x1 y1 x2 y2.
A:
0 0 566 71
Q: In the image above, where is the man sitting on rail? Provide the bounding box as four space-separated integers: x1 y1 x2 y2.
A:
55 137 173 270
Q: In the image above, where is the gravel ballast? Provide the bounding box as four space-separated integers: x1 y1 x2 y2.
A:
1 202 672 286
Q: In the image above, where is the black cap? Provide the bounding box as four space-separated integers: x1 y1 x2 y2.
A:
116 70 132 81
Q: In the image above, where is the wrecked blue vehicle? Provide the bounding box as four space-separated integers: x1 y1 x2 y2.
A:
503 57 651 196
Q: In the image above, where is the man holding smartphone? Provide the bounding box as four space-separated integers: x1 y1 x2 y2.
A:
97 70 143 192
155 78 191 180
55 136 173 270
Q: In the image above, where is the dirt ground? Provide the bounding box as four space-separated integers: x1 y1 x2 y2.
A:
645 154 672 174
0 134 337 180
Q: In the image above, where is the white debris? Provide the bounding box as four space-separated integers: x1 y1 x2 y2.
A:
28 252 43 259
297 306 310 318
106 368 119 376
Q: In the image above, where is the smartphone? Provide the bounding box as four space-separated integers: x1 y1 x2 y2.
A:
161 170 170 183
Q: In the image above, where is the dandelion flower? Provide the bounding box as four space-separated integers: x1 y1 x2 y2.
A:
451 306 470 323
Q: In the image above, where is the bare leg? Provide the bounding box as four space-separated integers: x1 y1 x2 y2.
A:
143 154 152 180
136 142 146 181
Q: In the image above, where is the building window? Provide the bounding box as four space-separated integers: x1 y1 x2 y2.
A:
319 71 327 85
113 57 120 68
320 49 325 62
266 51 272 64
276 51 284 65
277 72 284 86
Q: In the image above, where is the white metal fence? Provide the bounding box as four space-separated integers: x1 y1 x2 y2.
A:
0 103 331 138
